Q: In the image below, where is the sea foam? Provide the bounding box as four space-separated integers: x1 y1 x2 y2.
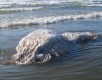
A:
1 11 102 27
0 7 42 12
0 0 101 6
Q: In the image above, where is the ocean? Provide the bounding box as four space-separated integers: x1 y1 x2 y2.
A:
0 0 102 80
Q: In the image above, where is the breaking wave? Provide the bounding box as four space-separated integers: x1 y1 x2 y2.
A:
0 5 11 8
12 29 99 65
1 11 102 27
0 7 42 12
0 0 102 7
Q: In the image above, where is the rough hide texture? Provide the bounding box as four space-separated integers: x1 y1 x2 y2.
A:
13 29 99 65
62 32 98 43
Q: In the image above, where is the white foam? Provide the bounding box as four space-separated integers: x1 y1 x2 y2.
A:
86 4 102 6
0 0 102 7
1 11 102 27
0 4 11 8
0 0 66 5
0 0 28 5
0 7 42 12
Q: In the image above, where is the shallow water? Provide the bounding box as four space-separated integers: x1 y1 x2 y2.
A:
0 0 102 80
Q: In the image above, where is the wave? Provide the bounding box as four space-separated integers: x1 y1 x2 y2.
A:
0 7 42 12
1 11 102 27
12 29 99 64
87 4 102 6
0 5 11 8
0 0 102 7
0 0 72 5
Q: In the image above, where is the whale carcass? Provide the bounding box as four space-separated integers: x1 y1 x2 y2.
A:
13 29 98 64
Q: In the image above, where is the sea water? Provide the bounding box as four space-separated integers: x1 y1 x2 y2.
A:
0 0 102 80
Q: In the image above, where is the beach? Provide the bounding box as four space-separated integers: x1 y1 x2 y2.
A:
0 0 102 80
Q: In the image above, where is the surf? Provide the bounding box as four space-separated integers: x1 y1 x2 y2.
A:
0 7 42 12
0 11 102 28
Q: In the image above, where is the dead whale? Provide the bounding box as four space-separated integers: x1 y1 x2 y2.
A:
13 29 98 65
